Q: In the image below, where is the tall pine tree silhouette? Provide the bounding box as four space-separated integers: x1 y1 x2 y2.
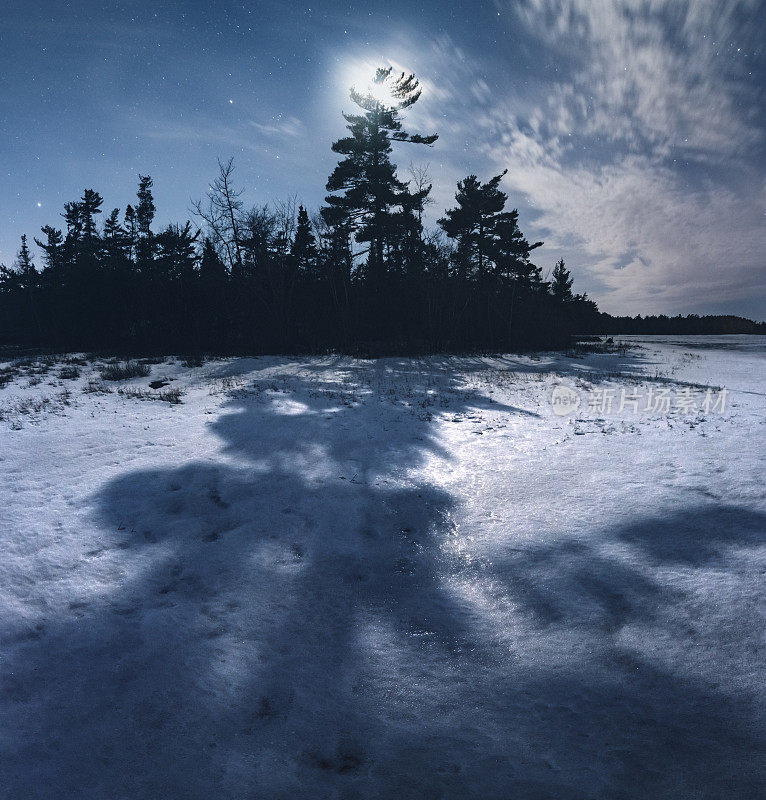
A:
322 67 437 283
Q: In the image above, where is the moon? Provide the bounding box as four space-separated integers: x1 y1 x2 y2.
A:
342 59 397 107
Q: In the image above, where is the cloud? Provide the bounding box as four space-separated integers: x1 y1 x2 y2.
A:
491 147 766 309
407 3 766 316
511 0 761 160
249 116 304 138
127 112 301 157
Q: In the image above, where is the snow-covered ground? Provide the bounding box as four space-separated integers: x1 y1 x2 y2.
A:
1 336 764 799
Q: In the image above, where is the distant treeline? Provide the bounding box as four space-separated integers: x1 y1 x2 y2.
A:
593 314 765 336
1 68 758 356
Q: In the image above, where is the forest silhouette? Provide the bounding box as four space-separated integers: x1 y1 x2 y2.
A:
1 68 761 355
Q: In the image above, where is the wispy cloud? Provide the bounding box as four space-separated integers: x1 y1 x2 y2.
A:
510 0 762 160
407 3 766 316
249 115 305 138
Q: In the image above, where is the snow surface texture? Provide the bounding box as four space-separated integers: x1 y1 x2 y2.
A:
1 337 764 799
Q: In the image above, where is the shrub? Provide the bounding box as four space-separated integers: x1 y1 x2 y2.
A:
0 367 18 388
99 361 151 381
158 387 184 404
118 387 150 400
118 385 184 404
83 380 113 394
59 365 81 380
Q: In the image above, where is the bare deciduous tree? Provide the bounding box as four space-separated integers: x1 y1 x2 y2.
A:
191 157 244 273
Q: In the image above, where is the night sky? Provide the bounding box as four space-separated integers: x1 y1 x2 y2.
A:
2 1 765 318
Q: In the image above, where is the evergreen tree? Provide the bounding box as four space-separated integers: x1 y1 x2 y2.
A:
15 234 36 288
493 207 544 288
155 222 199 282
135 175 155 268
124 204 137 260
550 258 574 302
291 205 318 275
13 234 42 341
199 237 227 285
102 209 130 260
61 201 83 267
322 67 437 281
103 208 123 240
0 263 18 292
438 172 508 281
136 175 155 238
34 225 64 273
0 114 608 353
149 222 200 347
79 189 103 244
317 214 353 345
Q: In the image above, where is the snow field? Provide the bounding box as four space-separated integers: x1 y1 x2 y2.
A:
1 338 764 798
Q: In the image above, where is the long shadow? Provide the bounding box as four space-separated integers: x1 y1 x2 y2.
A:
426 348 726 394
2 359 764 799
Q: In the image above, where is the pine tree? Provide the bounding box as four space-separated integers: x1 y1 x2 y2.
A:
124 204 137 261
102 208 130 261
34 225 64 272
291 205 318 275
199 237 227 285
438 172 508 281
13 234 42 340
0 102 607 352
61 201 83 267
322 67 437 281
493 208 544 288
317 214 353 344
135 175 155 268
550 258 574 302
155 222 199 283
136 175 155 238
15 234 36 287
103 208 123 240
79 189 103 244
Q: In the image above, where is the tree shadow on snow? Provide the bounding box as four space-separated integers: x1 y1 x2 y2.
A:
1 359 764 799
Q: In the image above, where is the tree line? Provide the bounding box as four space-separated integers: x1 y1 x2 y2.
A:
1 68 606 354
595 314 765 336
